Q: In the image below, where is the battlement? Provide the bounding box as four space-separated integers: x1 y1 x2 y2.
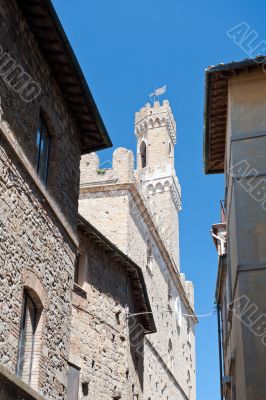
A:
135 100 176 144
180 273 194 307
135 99 173 122
80 147 135 187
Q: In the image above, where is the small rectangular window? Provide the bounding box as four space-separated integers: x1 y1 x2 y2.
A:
67 363 80 400
36 116 50 185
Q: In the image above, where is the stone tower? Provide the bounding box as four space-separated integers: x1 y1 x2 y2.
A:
79 99 196 400
135 100 181 267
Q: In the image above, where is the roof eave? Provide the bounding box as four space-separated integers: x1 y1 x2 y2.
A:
204 57 266 174
44 0 112 150
18 0 112 154
203 69 212 174
77 214 156 334
203 69 225 175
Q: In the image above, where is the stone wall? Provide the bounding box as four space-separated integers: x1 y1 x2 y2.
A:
220 71 266 400
0 2 83 396
127 191 196 400
70 231 145 399
0 0 81 229
0 131 76 399
0 2 85 395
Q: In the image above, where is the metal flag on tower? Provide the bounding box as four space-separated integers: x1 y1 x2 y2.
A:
149 85 167 103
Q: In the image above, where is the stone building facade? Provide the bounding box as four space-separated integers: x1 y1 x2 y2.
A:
0 1 197 400
0 0 111 399
70 216 155 400
79 100 197 400
204 57 266 400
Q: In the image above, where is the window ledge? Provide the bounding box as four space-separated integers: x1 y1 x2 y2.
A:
0 364 44 400
73 283 87 299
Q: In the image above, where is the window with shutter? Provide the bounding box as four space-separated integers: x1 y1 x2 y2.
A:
16 290 43 389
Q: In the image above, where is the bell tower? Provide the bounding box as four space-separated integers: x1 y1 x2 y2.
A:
135 100 181 268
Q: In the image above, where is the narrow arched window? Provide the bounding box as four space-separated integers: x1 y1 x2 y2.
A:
140 141 147 169
17 290 43 389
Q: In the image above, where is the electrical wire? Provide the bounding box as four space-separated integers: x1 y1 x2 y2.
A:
127 309 216 319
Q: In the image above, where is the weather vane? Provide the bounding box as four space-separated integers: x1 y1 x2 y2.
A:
149 85 167 104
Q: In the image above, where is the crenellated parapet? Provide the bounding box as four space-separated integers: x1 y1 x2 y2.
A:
180 273 194 308
135 100 176 144
80 148 135 187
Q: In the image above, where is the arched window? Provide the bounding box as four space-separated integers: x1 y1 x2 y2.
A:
140 141 147 169
17 289 43 389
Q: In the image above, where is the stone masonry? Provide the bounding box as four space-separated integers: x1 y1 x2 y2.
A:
0 114 77 399
0 0 91 398
70 220 155 400
79 100 197 400
0 0 81 229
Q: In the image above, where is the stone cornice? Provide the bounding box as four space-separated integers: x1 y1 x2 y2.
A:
171 177 182 211
80 182 197 323
141 175 182 212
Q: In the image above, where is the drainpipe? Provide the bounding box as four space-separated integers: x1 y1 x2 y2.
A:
217 303 223 400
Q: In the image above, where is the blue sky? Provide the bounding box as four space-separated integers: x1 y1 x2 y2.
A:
52 1 265 398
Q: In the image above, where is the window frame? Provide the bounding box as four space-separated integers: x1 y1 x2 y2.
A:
36 115 51 185
67 363 80 400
